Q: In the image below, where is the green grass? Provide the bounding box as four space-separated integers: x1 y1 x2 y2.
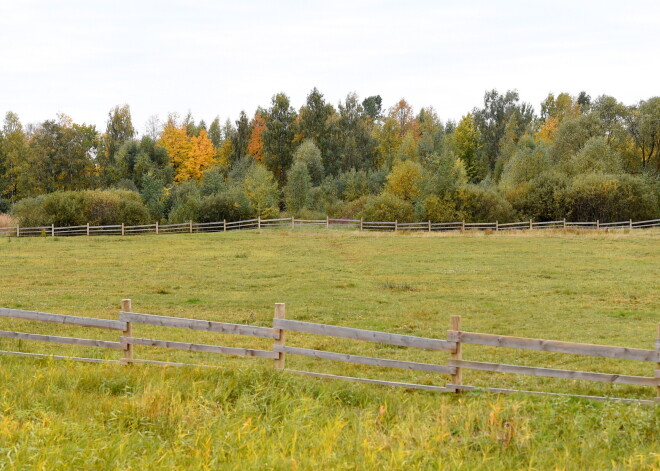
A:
0 229 659 469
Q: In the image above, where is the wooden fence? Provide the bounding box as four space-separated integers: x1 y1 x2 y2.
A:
1 217 659 238
0 303 658 405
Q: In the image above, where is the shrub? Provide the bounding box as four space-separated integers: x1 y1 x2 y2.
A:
197 187 253 222
456 184 516 223
0 197 10 213
11 190 151 226
422 195 462 222
503 171 569 221
559 173 658 222
360 193 415 222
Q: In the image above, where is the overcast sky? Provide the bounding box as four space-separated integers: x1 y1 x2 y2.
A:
1 0 658 134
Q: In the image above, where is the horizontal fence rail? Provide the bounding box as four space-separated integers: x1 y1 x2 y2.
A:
0 301 657 405
2 217 658 238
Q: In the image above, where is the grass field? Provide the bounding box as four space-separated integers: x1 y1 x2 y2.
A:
0 229 659 469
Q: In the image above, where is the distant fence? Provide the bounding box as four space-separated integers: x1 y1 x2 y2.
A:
1 217 659 238
0 302 658 405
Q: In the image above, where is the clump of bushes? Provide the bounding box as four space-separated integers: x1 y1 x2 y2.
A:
11 190 150 227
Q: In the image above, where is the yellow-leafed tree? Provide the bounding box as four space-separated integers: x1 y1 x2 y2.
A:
159 124 216 182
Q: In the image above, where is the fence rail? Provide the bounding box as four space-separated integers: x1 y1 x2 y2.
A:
0 301 658 405
2 217 658 238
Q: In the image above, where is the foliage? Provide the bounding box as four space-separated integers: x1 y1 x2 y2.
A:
285 161 312 215
243 164 280 218
384 160 425 202
360 192 415 222
456 184 516 223
559 173 658 222
293 139 324 185
11 190 150 226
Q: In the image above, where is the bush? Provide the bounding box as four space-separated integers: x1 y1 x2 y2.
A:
503 171 569 221
422 195 462 222
559 173 658 222
360 193 415 222
11 190 151 226
456 185 516 223
197 187 253 222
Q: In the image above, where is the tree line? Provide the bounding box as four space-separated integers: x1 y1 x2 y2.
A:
1 88 659 226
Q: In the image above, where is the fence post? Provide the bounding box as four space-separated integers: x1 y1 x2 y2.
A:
596 219 600 230
16 224 19 238
274 303 286 369
360 218 363 231
563 218 567 230
629 219 633 230
121 223 124 236
529 219 533 230
189 220 193 233
395 220 398 232
120 299 133 365
495 220 499 232
428 220 431 232
224 219 227 232
326 216 329 229
291 216 295 228
258 216 261 230
86 223 90 236
461 220 465 232
155 221 159 235
51 224 55 237
450 315 462 391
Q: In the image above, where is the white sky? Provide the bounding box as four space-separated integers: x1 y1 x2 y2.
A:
1 0 658 134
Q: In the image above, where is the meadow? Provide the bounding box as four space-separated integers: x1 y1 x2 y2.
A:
0 229 658 469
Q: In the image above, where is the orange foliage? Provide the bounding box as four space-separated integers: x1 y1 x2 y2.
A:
247 112 266 162
159 125 216 182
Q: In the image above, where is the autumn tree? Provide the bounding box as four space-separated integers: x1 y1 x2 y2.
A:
159 121 216 182
385 159 425 201
247 110 266 163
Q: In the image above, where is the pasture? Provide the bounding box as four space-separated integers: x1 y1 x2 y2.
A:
0 229 659 469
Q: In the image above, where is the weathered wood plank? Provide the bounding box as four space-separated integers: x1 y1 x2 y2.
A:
122 336 278 359
274 319 456 351
0 330 123 349
0 307 127 330
447 330 660 362
447 384 657 405
286 369 455 392
276 345 456 374
447 360 658 386
0 349 121 364
120 312 278 339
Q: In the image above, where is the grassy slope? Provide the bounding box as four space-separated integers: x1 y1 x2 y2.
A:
0 229 658 469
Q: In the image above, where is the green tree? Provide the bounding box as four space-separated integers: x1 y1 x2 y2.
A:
100 105 135 184
626 97 660 169
263 93 297 186
243 164 280 218
0 112 29 202
293 140 324 185
472 89 534 173
285 161 312 215
454 114 480 181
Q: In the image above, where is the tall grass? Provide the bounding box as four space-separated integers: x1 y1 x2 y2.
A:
0 213 14 227
0 230 659 468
